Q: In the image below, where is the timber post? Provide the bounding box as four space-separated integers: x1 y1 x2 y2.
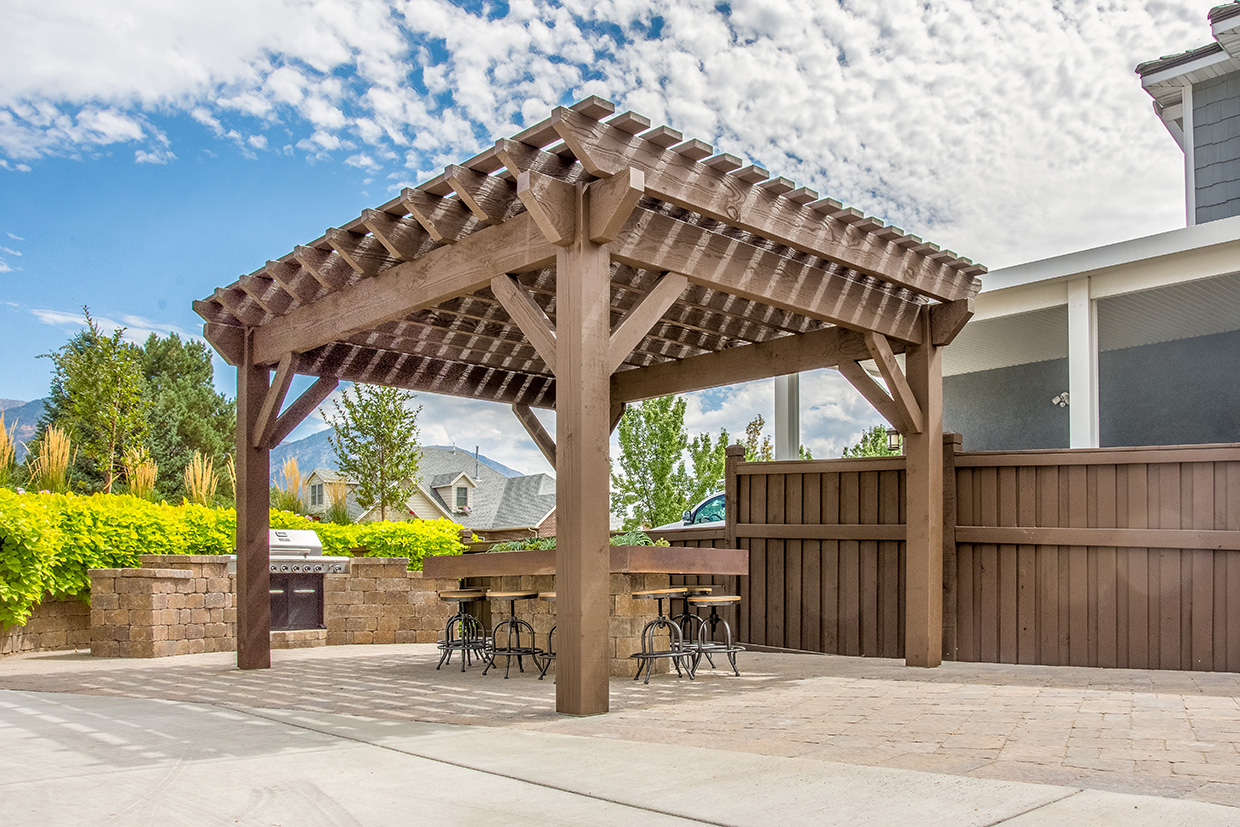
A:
941 432 962 661
554 182 613 716
904 309 945 667
236 331 272 670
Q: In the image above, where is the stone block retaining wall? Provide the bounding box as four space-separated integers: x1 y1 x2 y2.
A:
0 597 91 656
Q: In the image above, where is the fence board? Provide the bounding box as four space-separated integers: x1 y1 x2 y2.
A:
786 473 803 651
767 473 786 648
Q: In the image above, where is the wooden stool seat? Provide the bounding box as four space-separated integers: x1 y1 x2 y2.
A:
486 590 539 601
684 585 713 595
438 589 487 601
538 592 556 601
633 587 690 599
688 595 740 608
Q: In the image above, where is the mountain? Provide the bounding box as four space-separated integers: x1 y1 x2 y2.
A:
0 399 27 411
268 429 523 484
3 398 45 462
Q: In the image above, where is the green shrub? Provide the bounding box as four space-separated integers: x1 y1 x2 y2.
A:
0 492 469 624
0 489 61 626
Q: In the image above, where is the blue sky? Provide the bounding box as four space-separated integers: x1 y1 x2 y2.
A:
0 0 1208 475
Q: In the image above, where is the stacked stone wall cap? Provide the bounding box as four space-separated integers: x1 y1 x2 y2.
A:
139 554 231 565
110 568 194 579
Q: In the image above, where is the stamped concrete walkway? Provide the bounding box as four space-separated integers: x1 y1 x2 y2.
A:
3 644 1240 823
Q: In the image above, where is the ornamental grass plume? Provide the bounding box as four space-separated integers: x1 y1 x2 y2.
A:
122 446 158 500
224 454 236 498
271 456 305 513
325 479 352 524
0 412 15 486
28 426 72 493
183 451 218 506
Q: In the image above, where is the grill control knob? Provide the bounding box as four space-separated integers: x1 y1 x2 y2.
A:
269 564 278 573
313 564 325 573
280 564 290 572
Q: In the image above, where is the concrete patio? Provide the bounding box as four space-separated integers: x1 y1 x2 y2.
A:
3 645 1240 824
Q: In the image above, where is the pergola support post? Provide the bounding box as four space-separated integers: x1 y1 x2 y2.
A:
903 311 944 667
554 187 612 716
236 331 272 670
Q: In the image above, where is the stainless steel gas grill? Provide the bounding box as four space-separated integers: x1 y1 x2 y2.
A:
228 529 352 630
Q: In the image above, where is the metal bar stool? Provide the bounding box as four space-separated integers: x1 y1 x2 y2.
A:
435 589 490 671
671 585 713 651
483 590 543 679
686 594 744 677
536 591 556 680
630 587 695 684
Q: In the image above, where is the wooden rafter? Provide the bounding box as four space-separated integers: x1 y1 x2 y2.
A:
402 188 477 243
250 212 557 366
551 106 980 303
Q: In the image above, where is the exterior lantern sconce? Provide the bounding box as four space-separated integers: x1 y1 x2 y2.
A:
886 427 902 454
1051 392 1070 408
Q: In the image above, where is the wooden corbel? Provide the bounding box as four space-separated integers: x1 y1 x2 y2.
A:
516 170 576 246
588 167 644 243
491 274 557 374
929 297 974 346
608 272 687 374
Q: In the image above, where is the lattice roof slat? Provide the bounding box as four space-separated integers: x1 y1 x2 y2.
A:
197 97 984 410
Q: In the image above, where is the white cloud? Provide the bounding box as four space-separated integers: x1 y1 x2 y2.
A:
30 307 199 345
0 262 12 273
134 147 175 164
7 232 25 241
0 246 20 257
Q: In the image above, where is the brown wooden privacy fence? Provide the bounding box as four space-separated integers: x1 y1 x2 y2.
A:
655 440 1240 672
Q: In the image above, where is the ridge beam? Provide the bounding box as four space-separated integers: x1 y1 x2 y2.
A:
865 332 923 434
608 271 687 374
491 274 558 374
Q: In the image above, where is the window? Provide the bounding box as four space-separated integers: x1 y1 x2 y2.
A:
693 494 725 524
310 483 324 507
456 486 469 509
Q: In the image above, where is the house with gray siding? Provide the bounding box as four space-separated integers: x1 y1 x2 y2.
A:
936 4 1240 452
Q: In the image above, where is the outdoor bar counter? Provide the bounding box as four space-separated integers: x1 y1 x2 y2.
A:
423 545 748 676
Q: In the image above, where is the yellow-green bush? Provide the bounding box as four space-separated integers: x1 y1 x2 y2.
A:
0 491 467 626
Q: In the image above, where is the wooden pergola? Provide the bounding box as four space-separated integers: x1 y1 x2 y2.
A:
196 97 984 716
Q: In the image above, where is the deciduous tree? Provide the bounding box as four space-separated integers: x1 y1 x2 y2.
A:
610 395 691 530
842 424 898 458
326 384 422 521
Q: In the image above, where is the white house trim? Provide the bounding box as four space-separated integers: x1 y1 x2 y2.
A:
773 373 800 460
1066 279 1099 449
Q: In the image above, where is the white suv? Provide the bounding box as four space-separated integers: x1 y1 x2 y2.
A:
653 492 725 531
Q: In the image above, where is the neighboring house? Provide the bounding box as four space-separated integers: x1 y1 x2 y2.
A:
305 446 557 541
939 4 1240 451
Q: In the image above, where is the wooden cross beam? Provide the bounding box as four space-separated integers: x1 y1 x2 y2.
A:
612 325 880 403
361 209 429 262
253 353 296 449
266 376 339 449
327 228 389 277
402 188 476 244
294 245 352 291
445 164 516 223
263 258 320 305
837 360 905 432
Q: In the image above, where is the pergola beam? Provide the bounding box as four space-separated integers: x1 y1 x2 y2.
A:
267 376 339 449
244 212 557 366
253 352 296 449
612 324 879 403
552 106 980 303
